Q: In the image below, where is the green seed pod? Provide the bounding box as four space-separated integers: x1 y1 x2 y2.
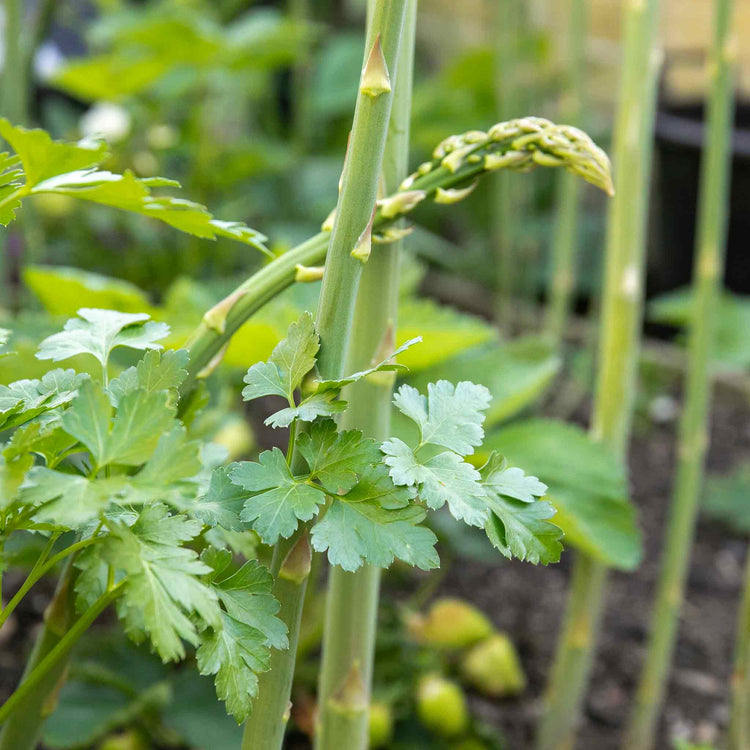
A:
416 673 469 738
407 597 493 650
460 633 526 697
368 700 394 748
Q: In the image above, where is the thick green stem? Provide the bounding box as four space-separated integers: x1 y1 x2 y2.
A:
537 1 660 747
625 2 736 747
315 3 416 748
545 0 588 348
240 531 312 750
241 3 409 748
729 548 750 750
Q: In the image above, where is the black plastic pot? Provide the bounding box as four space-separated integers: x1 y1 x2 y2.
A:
651 98 750 296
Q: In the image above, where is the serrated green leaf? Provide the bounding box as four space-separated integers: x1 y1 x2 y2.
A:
484 495 563 565
296 420 380 494
0 369 87 430
341 463 415 509
241 361 287 402
108 348 189 406
393 380 491 455
0 450 34 510
18 467 125 526
265 391 347 429
231 448 325 543
134 426 202 487
480 452 548 503
194 467 246 531
382 438 487 527
311 499 439 572
105 505 220 662
0 118 108 187
61 379 176 468
37 308 169 369
197 554 287 723
484 419 640 570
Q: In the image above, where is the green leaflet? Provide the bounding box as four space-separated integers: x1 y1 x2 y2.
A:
197 550 287 723
393 381 491 454
479 452 562 565
484 419 640 570
108 349 189 406
264 391 346 429
61 379 175 468
231 448 326 544
103 505 220 662
0 369 87 430
193 467 247 532
0 119 268 252
311 499 439 572
296 419 381 494
36 308 169 370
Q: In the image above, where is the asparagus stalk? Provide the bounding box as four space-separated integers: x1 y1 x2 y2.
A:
314 2 417 747
545 0 588 348
536 0 661 746
625 1 736 746
241 3 410 747
730 549 750 749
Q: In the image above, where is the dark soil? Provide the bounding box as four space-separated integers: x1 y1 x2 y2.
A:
435 385 749 750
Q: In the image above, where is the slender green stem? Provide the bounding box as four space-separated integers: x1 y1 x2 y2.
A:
625 2 736 747
241 4 409 748
545 0 588 348
315 2 416 748
0 536 100 629
0 582 123 730
537 1 661 747
729 548 750 750
491 0 523 334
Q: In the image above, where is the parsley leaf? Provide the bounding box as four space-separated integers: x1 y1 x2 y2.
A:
103 505 220 662
108 348 189 406
242 313 318 403
296 420 381 494
264 391 347 429
230 449 325 544
36 308 169 369
197 551 287 723
381 438 488 527
393 381 491 455
193 466 246 531
480 453 548 503
311 500 438 572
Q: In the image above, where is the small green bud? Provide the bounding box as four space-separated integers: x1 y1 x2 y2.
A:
368 701 394 748
441 144 476 173
203 288 247 334
279 533 312 584
407 597 493 650
322 207 336 232
295 264 325 282
416 674 469 738
460 633 526 697
378 190 426 219
360 34 392 98
434 182 478 205
351 209 375 262
373 225 414 244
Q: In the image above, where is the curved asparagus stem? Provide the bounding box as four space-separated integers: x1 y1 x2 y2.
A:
536 0 661 747
625 1 736 746
241 2 410 747
315 2 417 747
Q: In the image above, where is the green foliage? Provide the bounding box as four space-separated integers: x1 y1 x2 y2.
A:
702 463 750 535
648 287 750 371
0 119 268 252
483 419 642 570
